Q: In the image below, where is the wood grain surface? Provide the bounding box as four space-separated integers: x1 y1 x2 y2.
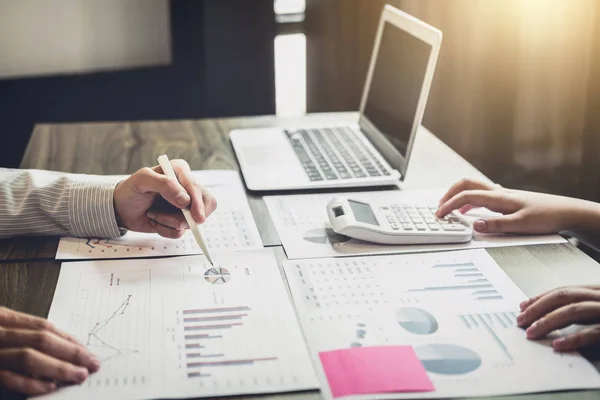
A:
3 115 599 400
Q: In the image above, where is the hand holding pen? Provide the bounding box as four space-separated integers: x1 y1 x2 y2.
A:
113 156 218 263
157 155 216 265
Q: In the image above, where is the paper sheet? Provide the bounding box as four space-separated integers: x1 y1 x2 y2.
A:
283 249 600 399
264 189 566 260
56 170 263 260
42 249 319 400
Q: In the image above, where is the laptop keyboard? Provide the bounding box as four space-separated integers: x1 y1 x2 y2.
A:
285 127 392 181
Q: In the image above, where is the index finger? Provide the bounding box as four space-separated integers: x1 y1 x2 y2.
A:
525 301 600 340
169 161 218 224
436 190 520 218
520 285 600 312
0 328 100 373
517 287 600 329
438 178 496 206
0 308 80 345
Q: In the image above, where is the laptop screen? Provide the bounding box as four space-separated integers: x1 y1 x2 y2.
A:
363 21 432 158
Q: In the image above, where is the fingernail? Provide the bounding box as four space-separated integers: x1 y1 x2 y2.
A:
176 192 190 207
552 337 566 350
526 321 539 336
180 221 189 230
146 212 156 220
516 313 524 325
435 208 441 217
43 382 57 392
519 300 528 310
90 355 101 371
200 210 206 222
76 367 89 382
473 219 487 232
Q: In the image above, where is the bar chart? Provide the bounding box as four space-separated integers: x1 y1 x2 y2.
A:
286 249 520 314
459 312 519 363
178 306 280 379
408 262 503 302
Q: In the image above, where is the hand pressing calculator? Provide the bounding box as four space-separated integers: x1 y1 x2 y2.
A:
326 196 473 245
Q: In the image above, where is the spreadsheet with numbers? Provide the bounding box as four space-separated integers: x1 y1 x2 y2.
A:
56 170 263 260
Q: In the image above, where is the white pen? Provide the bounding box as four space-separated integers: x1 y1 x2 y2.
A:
157 154 215 266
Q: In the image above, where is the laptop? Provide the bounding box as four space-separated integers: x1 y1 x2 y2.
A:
230 5 442 191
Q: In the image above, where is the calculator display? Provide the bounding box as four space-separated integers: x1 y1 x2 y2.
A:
348 200 379 226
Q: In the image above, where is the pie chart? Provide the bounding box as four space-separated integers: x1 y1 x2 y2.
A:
396 307 438 334
415 344 481 375
204 267 231 284
302 228 351 245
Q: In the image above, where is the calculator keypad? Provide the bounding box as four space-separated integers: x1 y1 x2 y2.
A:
379 205 468 233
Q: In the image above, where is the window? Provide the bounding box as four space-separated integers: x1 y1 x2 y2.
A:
274 0 306 117
274 0 305 16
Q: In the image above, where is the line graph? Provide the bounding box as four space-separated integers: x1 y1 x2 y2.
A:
86 238 109 249
87 294 140 362
84 238 137 253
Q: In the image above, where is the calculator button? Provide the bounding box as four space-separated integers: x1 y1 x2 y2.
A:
391 224 400 230
415 224 427 231
442 224 465 231
428 224 441 231
402 224 413 230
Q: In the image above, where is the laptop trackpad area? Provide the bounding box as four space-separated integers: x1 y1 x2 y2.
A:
239 145 291 165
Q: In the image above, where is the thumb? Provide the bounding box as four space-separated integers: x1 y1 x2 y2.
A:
472 214 521 233
134 168 191 209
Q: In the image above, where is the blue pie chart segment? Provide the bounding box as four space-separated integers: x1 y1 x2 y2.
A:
396 307 438 335
415 344 482 375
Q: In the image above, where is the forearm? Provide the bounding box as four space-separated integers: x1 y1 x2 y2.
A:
0 168 122 238
560 197 600 236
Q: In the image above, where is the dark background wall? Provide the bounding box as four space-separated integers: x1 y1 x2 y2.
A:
3 0 600 205
0 0 276 168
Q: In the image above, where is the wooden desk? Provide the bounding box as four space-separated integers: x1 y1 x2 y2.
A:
3 113 600 400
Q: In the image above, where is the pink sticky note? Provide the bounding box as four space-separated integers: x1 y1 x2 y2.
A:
319 346 434 398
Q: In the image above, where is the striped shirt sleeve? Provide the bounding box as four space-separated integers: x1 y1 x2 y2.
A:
0 168 123 238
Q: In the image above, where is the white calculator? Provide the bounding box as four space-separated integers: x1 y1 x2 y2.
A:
326 196 473 245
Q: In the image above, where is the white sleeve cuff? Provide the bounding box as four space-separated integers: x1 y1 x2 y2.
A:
68 179 122 238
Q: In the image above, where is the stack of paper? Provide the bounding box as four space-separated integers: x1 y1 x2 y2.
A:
45 249 319 400
283 249 600 399
264 190 566 260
